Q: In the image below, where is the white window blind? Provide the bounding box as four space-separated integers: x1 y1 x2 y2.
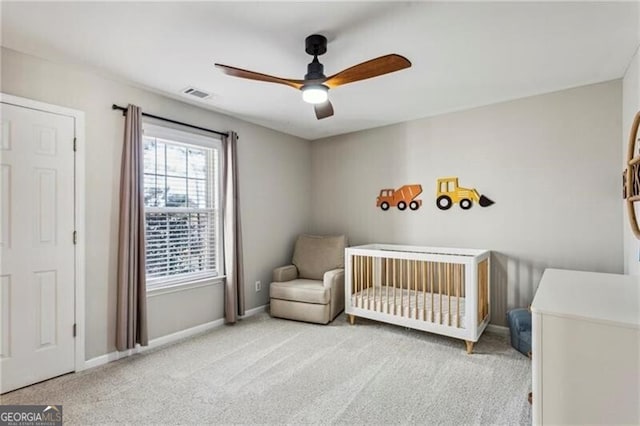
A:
142 124 222 289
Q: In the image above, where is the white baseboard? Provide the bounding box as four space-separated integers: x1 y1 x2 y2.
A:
83 303 269 370
241 303 269 318
486 324 510 336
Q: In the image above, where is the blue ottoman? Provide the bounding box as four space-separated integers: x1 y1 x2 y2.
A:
506 308 531 356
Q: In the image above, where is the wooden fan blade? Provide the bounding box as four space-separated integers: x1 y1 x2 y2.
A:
215 64 304 90
324 54 411 89
314 100 334 120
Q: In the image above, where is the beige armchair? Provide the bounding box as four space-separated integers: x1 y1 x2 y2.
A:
270 234 346 324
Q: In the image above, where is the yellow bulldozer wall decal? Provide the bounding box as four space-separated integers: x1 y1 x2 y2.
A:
436 177 494 210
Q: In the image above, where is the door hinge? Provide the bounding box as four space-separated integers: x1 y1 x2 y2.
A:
73 231 77 245
73 137 77 152
73 323 77 337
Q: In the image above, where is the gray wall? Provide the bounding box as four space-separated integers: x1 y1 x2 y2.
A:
1 43 629 351
310 81 623 326
623 48 640 276
0 47 311 359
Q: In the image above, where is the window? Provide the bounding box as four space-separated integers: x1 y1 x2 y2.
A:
142 123 222 290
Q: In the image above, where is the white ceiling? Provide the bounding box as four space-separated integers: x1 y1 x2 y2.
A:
1 2 639 140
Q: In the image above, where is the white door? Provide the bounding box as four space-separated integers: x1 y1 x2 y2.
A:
0 102 76 393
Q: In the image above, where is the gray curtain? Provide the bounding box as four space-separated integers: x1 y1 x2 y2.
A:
116 104 148 350
222 131 245 323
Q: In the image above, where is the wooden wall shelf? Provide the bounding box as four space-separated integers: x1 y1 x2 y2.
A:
625 111 640 239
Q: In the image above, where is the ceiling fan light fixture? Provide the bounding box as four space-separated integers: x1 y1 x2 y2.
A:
301 84 328 104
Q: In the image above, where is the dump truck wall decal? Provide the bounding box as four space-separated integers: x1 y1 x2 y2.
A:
376 184 423 211
436 177 494 210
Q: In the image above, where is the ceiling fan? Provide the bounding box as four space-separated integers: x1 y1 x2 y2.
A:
214 34 411 120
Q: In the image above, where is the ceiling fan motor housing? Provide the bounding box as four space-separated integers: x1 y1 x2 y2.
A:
305 34 327 56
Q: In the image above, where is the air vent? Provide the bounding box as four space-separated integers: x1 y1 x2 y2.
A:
182 87 211 100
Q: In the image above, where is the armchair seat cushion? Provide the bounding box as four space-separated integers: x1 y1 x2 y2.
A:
270 279 330 304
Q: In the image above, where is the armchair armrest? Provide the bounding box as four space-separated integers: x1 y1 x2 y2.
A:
273 264 298 282
323 268 344 289
323 268 345 319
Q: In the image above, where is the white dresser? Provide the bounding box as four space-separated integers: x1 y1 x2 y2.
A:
531 269 640 425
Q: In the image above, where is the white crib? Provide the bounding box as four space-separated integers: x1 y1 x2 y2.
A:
345 244 490 353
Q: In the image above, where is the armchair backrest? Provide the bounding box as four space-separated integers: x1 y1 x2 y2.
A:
292 234 346 280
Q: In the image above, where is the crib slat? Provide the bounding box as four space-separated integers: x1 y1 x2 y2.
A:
365 256 368 309
363 256 367 310
352 255 356 301
420 260 427 321
408 260 412 318
386 258 390 314
357 255 361 308
351 255 358 304
410 259 414 318
369 256 373 310
406 259 410 318
355 256 359 308
447 263 452 326
363 256 366 309
353 256 357 306
459 264 463 328
456 264 460 328
408 259 411 316
413 260 418 319
438 263 442 325
453 263 457 328
366 256 370 310
430 262 434 322
372 257 376 312
353 256 357 305
393 258 397 315
400 259 404 316
402 259 406 317
358 256 364 308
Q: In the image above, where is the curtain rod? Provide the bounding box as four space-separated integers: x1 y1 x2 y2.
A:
111 104 229 138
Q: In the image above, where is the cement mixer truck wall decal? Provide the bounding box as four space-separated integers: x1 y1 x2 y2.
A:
436 177 495 210
376 184 423 211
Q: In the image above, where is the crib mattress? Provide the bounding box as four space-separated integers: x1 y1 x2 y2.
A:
351 286 467 328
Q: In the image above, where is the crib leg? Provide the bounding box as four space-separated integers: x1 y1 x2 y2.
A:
465 340 474 354
348 314 356 325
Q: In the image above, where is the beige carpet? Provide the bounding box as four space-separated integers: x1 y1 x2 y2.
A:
1 313 531 425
